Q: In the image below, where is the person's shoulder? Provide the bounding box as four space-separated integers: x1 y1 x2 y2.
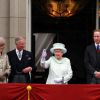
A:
87 44 94 47
86 44 94 50
63 57 70 62
24 50 31 53
7 49 15 55
47 56 53 61
23 50 33 55
50 56 55 59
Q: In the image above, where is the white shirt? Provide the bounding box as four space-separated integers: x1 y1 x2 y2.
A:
41 56 73 84
16 49 23 60
95 43 100 49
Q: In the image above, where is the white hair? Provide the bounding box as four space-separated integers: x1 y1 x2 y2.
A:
15 36 25 44
0 37 5 46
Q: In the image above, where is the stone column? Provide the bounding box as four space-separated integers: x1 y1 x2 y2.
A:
26 0 31 51
9 0 30 50
0 0 10 52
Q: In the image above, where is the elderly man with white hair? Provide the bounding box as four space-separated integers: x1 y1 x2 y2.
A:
7 36 35 83
40 43 73 84
0 37 11 83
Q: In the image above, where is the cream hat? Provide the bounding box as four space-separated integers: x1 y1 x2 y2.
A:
50 43 67 54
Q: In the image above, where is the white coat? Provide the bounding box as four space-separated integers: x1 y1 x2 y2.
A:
41 56 73 84
0 54 11 83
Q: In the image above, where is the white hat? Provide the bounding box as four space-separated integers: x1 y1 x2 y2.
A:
50 43 67 54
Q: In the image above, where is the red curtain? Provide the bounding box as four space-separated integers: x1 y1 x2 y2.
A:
0 84 100 100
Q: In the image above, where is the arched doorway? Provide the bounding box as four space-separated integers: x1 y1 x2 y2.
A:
31 0 96 83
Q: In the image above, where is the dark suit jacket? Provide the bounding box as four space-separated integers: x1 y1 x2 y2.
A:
84 43 98 83
7 49 35 83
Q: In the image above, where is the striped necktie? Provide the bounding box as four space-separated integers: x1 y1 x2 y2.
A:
18 51 22 60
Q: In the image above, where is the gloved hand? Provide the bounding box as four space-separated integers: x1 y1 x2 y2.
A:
40 49 47 63
54 78 63 83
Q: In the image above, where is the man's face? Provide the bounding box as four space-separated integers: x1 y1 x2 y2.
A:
16 39 25 51
93 31 100 44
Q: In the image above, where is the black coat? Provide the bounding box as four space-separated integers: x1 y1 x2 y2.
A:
84 44 99 83
7 49 35 83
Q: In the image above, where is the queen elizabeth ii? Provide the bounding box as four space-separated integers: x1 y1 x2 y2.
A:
40 43 73 84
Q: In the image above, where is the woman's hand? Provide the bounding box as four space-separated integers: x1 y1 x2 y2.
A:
40 49 47 63
54 78 63 83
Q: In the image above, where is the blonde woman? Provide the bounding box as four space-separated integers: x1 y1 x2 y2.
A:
40 43 73 84
0 37 11 83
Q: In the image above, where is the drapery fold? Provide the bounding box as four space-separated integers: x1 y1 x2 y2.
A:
34 33 55 71
0 84 100 100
